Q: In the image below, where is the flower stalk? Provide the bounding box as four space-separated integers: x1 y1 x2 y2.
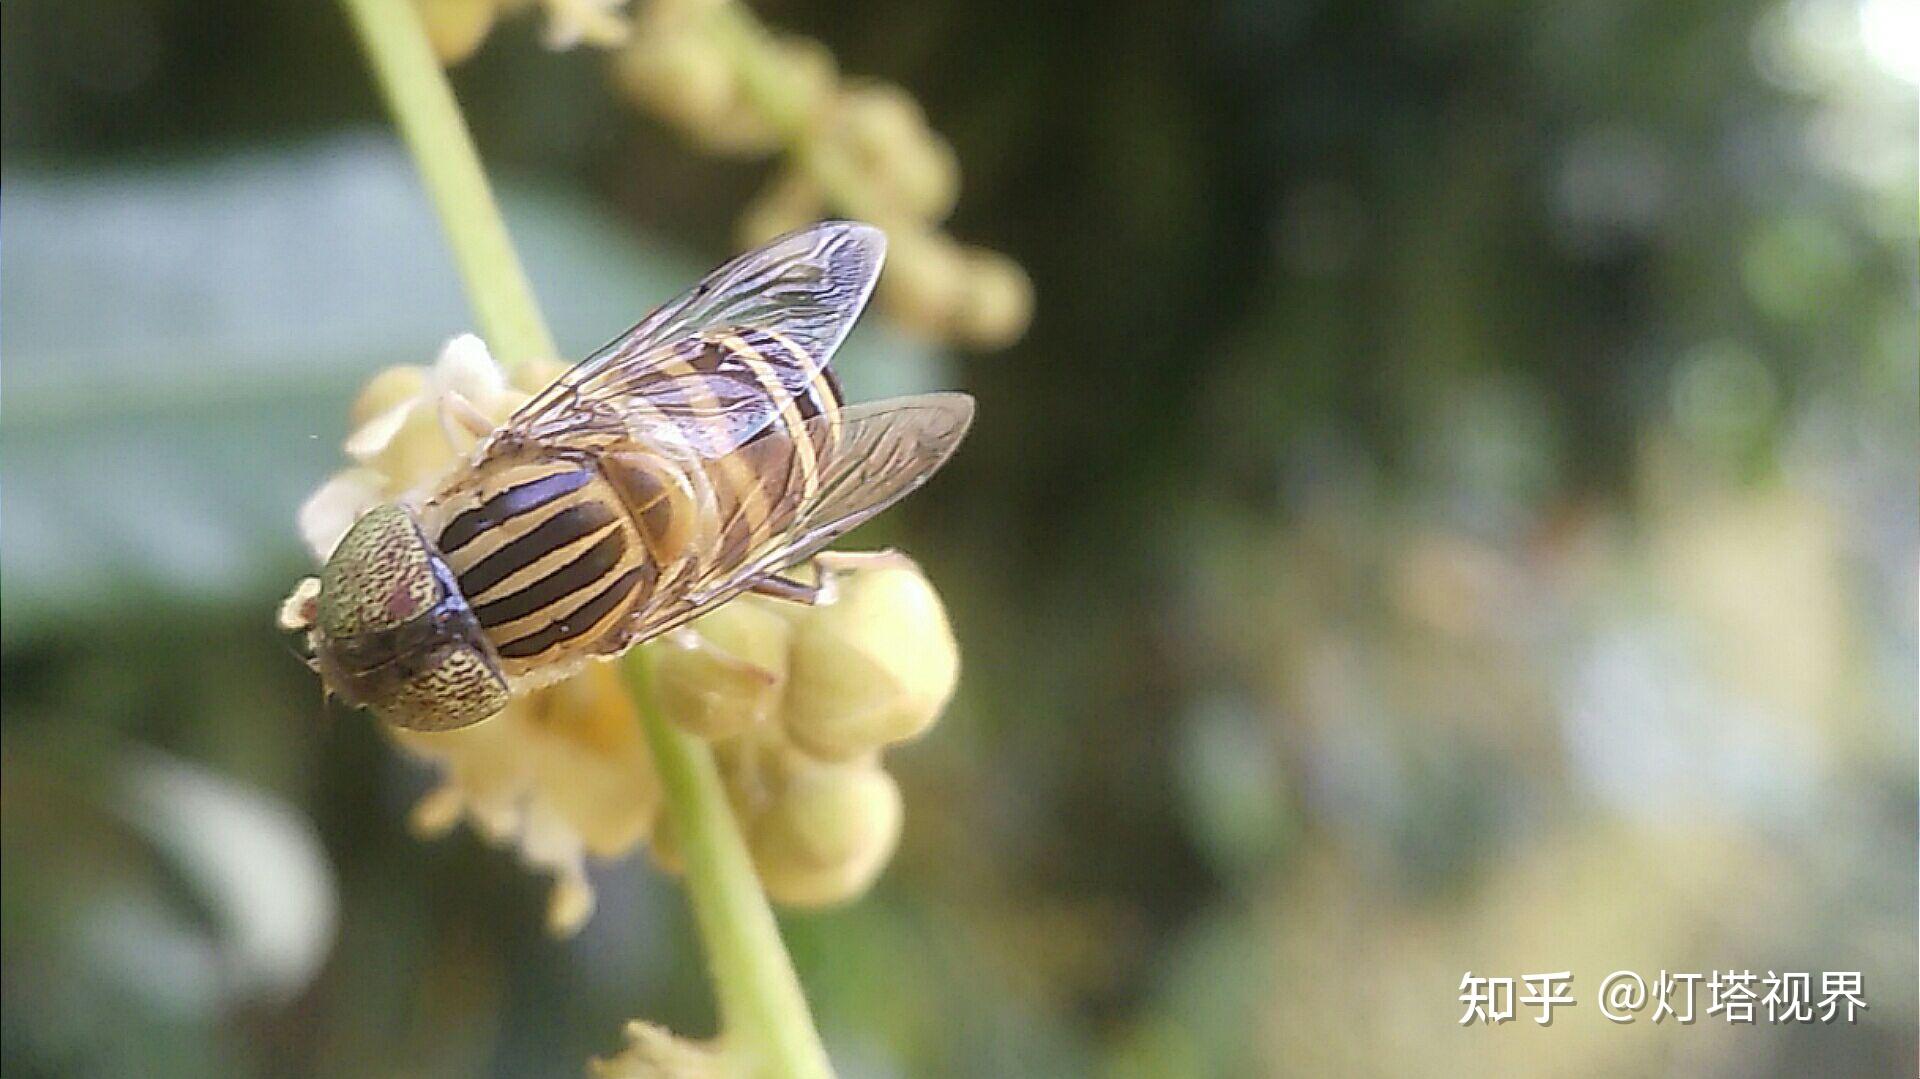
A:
627 652 836 1079
339 2 834 1073
339 0 558 371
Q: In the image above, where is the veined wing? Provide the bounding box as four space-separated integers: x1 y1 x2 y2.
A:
493 221 885 460
616 392 974 645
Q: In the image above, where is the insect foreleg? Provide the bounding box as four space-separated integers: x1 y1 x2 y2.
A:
746 572 825 605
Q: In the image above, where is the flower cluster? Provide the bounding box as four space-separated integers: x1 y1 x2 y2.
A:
288 337 958 931
410 0 1033 349
649 551 957 906
296 334 562 552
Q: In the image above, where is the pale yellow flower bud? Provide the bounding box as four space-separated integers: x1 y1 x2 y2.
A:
735 170 824 249
840 83 927 161
826 83 960 221
889 135 962 223
953 245 1034 349
689 106 781 157
607 10 779 156
782 558 959 760
588 1020 722 1079
710 727 786 815
611 29 733 130
771 34 839 125
749 759 902 908
653 602 792 739
875 230 967 337
413 0 499 64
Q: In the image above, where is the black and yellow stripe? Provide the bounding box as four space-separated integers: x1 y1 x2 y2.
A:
429 461 654 672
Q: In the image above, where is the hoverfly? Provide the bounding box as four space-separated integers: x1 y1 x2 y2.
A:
288 222 973 731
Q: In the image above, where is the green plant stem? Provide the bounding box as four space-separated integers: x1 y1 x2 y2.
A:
626 650 835 1079
339 0 558 370
341 6 834 1075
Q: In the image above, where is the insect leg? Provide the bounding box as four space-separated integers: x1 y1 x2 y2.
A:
752 550 905 607
746 572 824 605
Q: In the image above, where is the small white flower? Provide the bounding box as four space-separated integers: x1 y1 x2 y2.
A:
297 335 526 560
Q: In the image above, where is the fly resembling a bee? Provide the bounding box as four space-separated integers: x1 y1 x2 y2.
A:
288 222 973 732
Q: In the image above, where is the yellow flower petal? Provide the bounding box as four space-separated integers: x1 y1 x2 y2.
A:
350 364 429 427
342 398 421 463
954 245 1034 349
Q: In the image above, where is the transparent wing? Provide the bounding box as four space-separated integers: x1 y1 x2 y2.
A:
495 222 885 457
620 392 975 643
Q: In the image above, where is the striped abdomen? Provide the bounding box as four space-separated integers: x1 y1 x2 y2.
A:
422 461 655 678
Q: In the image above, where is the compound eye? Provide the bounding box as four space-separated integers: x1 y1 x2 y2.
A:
374 643 510 732
319 504 440 638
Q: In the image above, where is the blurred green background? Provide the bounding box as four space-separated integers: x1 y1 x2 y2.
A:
3 0 1915 1075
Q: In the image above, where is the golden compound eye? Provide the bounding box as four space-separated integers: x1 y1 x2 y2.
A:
319 504 440 639
377 644 510 732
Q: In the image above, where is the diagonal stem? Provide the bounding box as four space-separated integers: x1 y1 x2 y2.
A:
627 651 835 1079
338 0 559 370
